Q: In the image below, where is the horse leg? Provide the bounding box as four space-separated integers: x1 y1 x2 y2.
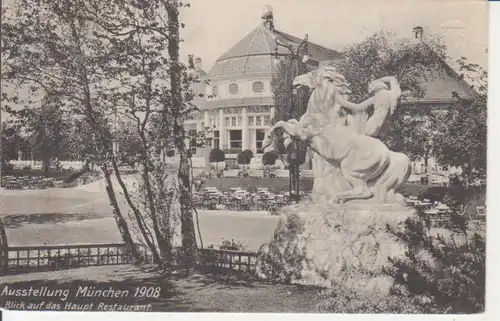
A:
335 170 373 204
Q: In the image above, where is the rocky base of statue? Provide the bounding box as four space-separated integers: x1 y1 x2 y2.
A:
255 199 415 297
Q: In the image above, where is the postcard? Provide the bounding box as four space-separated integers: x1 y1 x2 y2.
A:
0 0 494 320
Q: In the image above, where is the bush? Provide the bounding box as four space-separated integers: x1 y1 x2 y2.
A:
209 148 225 163
237 149 253 169
2 163 14 172
385 209 485 313
208 238 246 251
317 290 425 313
262 150 279 166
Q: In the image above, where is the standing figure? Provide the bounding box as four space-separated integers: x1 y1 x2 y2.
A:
336 76 402 140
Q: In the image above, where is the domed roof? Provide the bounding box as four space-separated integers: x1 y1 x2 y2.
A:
208 23 338 80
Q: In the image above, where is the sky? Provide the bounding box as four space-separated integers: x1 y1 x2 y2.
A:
178 0 489 71
0 0 490 121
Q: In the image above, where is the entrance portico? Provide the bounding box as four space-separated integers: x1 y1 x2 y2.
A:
200 106 273 154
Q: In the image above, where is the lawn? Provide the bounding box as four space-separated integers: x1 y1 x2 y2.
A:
0 265 323 312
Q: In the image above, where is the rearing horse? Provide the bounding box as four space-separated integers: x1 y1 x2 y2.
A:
264 67 411 204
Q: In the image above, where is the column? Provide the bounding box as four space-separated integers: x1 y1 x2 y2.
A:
196 119 201 132
251 129 257 152
270 106 276 123
204 111 209 128
219 108 226 149
242 107 249 150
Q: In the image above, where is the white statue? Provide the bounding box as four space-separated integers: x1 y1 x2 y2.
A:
263 67 411 204
336 76 402 139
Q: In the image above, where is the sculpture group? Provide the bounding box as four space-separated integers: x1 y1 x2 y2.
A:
264 66 411 204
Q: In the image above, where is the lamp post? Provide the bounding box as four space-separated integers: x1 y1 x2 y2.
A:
273 34 309 203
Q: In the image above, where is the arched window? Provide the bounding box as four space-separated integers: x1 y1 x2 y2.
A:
212 85 218 97
252 81 264 93
229 83 239 95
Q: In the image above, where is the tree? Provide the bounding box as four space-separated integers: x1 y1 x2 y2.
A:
333 31 446 160
271 56 310 171
166 0 199 270
208 148 225 175
432 58 487 187
271 57 310 122
1 121 27 167
237 149 253 172
2 0 200 268
262 150 279 167
9 93 71 175
262 150 279 178
387 106 437 173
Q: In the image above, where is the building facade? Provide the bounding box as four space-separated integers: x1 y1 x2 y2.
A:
186 8 476 172
185 7 336 168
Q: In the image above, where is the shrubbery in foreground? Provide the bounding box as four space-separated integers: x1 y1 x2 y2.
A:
316 208 485 313
384 209 485 313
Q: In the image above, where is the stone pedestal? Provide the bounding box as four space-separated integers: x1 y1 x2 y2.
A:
255 200 415 297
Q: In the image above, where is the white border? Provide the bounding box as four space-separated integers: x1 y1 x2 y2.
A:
2 2 499 321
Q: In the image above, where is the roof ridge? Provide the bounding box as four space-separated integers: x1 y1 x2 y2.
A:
273 28 336 54
242 26 263 75
259 24 274 54
216 24 264 62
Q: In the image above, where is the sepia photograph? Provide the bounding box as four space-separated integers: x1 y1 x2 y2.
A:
0 0 492 318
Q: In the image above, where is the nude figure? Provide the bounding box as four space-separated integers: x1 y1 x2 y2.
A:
335 76 402 139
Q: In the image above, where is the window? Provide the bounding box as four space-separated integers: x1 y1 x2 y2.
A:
213 130 220 149
256 129 266 154
189 130 198 151
212 85 218 97
263 115 270 126
229 130 242 149
252 81 264 93
225 117 230 127
256 116 262 126
229 83 239 95
237 116 242 126
249 116 254 126
231 117 237 127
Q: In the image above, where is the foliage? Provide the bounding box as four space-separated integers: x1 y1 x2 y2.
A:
209 148 225 175
386 106 437 167
237 149 253 168
270 57 310 166
1 0 200 268
271 57 310 122
1 121 29 165
5 93 72 174
385 208 485 313
317 289 424 313
132 160 181 266
208 238 246 251
262 150 279 166
334 31 446 160
335 31 445 103
208 148 225 163
432 58 487 186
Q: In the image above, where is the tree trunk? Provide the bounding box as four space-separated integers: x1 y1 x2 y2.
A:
167 0 198 270
424 152 429 174
102 165 142 263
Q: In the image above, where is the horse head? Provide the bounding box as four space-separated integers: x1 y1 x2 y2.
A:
293 67 351 126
